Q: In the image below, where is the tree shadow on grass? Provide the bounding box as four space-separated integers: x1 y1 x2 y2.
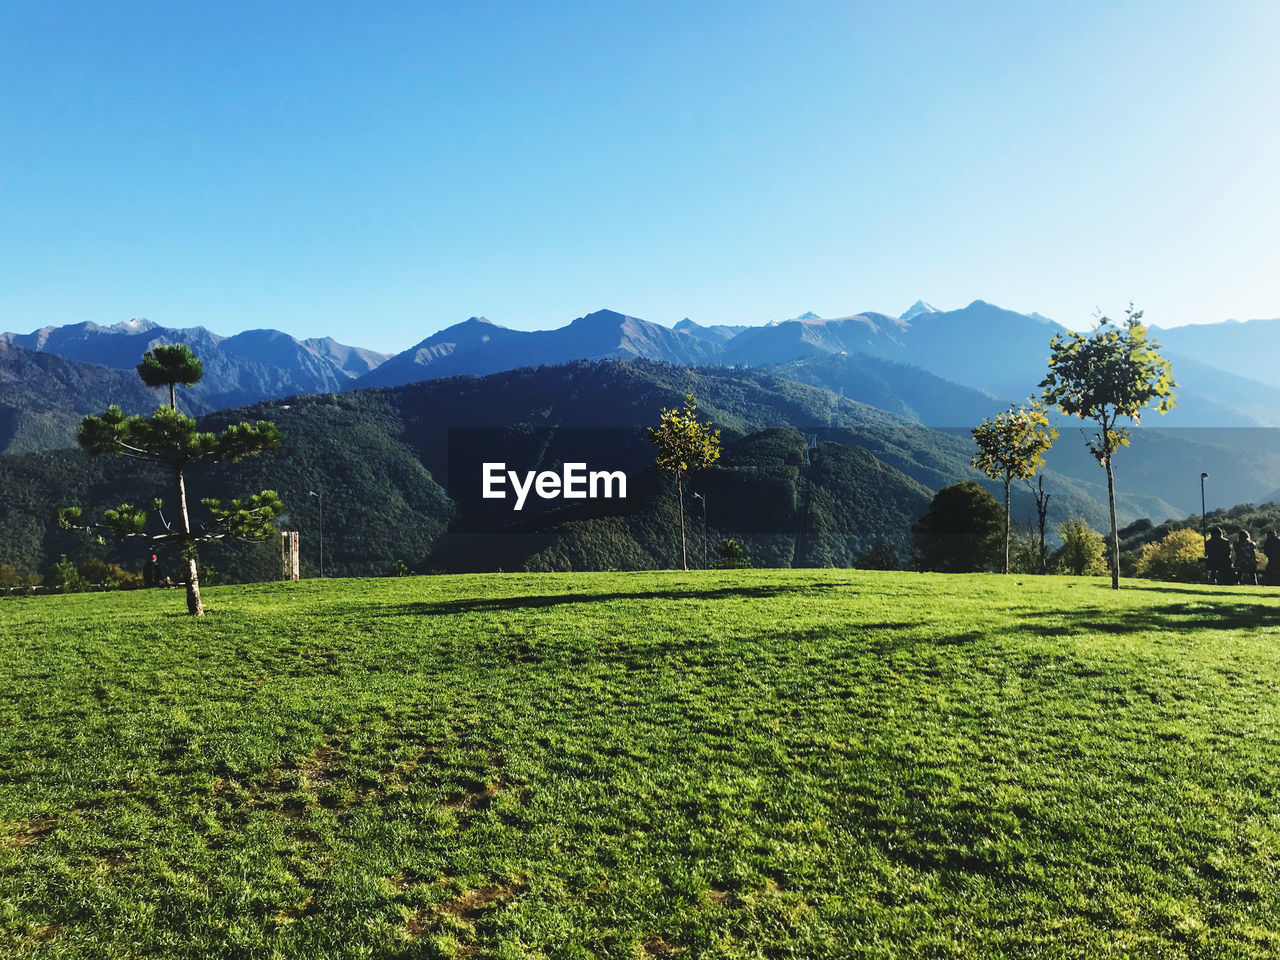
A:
743 600 1280 653
1020 600 1280 637
1123 581 1280 600
377 583 840 617
782 622 993 653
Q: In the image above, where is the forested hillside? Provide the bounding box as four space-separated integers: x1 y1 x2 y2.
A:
0 360 1182 582
0 342 171 454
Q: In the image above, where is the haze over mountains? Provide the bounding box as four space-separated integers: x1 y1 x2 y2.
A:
7 299 1274 436
1153 318 1280 390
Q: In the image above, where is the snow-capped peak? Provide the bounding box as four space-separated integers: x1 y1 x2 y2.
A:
900 300 939 321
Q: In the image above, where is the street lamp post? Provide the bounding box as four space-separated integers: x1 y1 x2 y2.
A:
1200 472 1209 548
310 490 324 578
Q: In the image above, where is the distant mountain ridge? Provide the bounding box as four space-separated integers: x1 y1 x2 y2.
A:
1 318 389 411
719 311 912 367
672 317 748 344
7 299 1280 438
1152 317 1280 390
348 299 1072 405
348 299 1279 428
353 309 717 388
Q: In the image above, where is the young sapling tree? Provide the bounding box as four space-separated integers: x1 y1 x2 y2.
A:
648 394 721 571
1040 306 1176 589
972 400 1057 574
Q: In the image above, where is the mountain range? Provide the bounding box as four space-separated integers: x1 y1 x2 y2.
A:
3 299 1279 579
340 302 1280 432
7 302 1278 442
1153 318 1280 390
353 310 719 388
0 319 388 413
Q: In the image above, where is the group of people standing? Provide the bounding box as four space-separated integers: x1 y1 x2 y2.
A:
1204 527 1280 585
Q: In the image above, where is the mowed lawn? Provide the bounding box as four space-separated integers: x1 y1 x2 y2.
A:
3 571 1280 959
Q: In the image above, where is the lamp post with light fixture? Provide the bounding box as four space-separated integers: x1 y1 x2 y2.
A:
1200 472 1209 548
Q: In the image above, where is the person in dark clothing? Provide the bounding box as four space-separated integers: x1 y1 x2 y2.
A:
1263 531 1280 586
1235 530 1260 585
1205 527 1233 584
143 554 161 588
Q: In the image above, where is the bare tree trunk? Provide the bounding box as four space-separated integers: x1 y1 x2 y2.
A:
169 383 177 412
1032 477 1050 574
677 478 688 571
1003 477 1011 574
1105 458 1119 590
176 468 203 615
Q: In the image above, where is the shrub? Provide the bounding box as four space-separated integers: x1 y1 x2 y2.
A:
1135 528 1206 582
0 564 40 594
78 557 143 590
45 555 90 594
718 539 753 569
911 481 1003 573
854 539 905 571
1053 517 1107 576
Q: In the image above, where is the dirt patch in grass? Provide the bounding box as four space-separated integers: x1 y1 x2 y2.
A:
274 895 318 924
389 868 448 891
642 937 681 956
30 924 62 942
2 816 57 848
296 741 344 789
444 779 507 810
404 881 525 940
209 730 353 812
437 883 520 920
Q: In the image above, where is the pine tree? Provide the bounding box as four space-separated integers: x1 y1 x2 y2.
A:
57 344 282 615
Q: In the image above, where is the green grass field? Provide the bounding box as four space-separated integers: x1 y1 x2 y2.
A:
3 570 1280 959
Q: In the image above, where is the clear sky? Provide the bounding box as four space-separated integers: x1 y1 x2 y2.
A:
2 1 1278 352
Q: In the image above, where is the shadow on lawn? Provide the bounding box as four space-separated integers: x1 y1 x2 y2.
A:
1124 581 1280 600
1021 600 1280 637
762 599 1280 652
818 623 993 652
379 583 849 617
366 577 1280 640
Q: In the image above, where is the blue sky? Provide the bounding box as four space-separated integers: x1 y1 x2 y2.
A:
2 1 1277 352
